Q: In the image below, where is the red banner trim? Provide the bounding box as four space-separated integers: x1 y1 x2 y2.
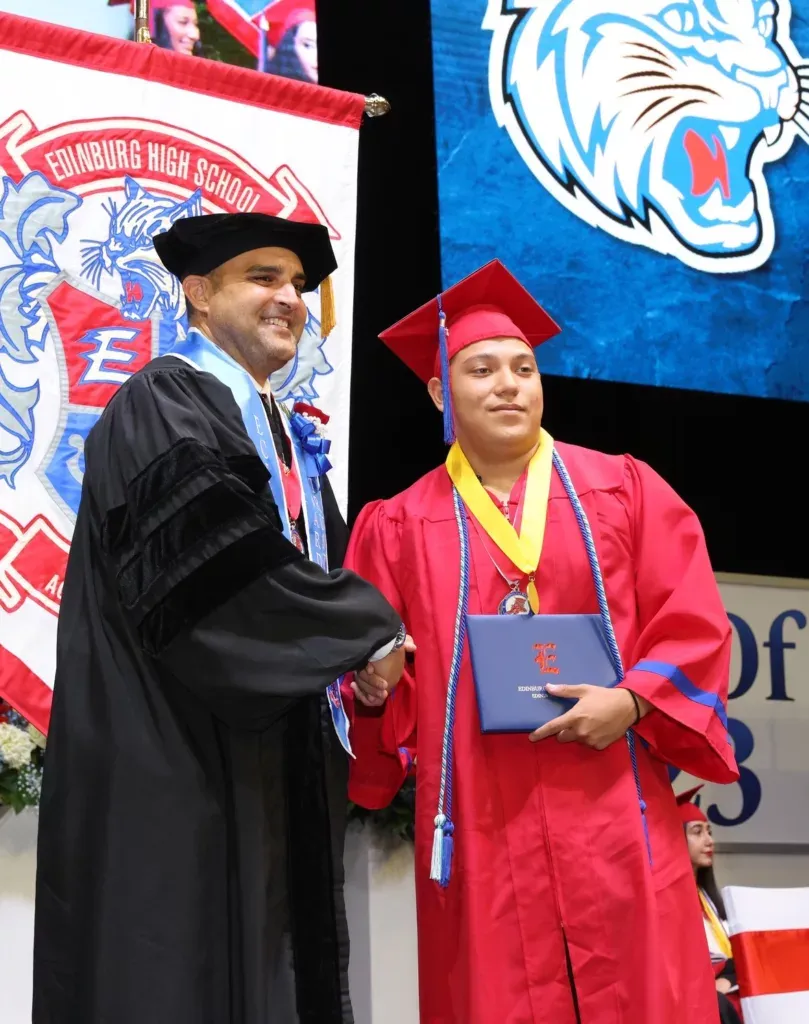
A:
0 646 52 735
0 12 364 131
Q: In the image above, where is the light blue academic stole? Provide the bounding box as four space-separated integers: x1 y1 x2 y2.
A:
168 328 353 756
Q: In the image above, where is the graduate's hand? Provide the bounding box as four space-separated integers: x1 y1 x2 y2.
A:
351 635 416 707
528 685 650 750
351 645 409 708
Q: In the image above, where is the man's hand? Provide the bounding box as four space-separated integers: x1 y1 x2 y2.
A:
529 685 650 750
351 635 416 708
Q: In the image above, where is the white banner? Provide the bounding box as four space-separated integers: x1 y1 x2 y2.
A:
0 12 363 731
676 574 809 847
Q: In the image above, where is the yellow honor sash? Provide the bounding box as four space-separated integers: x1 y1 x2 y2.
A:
446 429 554 613
699 890 733 959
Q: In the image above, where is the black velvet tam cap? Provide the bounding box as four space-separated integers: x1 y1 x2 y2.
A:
152 212 337 291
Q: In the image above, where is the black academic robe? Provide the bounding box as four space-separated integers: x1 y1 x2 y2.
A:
32 356 401 1024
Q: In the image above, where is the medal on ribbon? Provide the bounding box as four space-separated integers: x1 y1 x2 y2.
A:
498 586 533 616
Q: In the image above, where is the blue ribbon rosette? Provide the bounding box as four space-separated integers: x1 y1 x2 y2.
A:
289 403 332 490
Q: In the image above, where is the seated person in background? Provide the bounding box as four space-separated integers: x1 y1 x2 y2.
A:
679 786 744 1024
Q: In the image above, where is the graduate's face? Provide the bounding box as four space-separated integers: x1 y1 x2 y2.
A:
294 21 318 82
431 337 543 452
186 247 308 381
685 821 714 870
163 6 200 55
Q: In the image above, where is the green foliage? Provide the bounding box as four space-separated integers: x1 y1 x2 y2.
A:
195 2 256 68
347 777 416 843
0 705 45 814
0 764 42 813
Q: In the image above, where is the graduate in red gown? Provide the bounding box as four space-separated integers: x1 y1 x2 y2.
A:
344 261 738 1024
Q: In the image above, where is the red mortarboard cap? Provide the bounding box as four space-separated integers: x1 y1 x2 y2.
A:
676 784 707 824
379 260 560 443
267 0 316 49
379 260 560 385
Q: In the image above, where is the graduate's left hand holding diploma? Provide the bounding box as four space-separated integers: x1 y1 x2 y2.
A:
528 683 651 750
351 635 417 707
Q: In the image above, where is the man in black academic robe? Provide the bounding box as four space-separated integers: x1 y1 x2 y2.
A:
33 214 404 1024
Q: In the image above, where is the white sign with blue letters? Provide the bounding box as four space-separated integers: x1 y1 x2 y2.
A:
674 574 808 847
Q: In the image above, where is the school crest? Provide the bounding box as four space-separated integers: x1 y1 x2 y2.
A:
0 113 339 635
0 113 339 518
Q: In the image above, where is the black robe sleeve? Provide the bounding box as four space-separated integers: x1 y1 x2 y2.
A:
89 360 401 726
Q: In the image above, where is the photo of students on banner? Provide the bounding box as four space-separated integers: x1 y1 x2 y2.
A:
144 0 202 56
3 0 319 80
265 2 317 82
105 0 202 56
206 0 318 81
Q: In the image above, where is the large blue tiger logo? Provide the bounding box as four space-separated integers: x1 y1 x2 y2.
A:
486 0 808 272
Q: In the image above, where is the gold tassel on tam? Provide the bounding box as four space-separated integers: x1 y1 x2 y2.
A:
320 275 336 338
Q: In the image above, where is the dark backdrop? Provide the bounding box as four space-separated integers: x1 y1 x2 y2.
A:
317 0 809 579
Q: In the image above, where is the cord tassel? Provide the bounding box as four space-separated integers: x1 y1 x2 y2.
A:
429 814 446 883
439 822 454 887
429 814 455 888
320 274 336 338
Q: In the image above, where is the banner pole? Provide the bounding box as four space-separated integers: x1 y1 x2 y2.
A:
134 0 151 44
257 15 268 73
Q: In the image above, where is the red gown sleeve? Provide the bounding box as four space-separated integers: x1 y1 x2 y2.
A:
343 501 417 809
615 457 739 783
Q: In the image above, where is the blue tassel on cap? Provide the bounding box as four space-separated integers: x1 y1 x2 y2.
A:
437 295 454 445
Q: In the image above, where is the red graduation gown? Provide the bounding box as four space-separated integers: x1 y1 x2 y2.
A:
344 442 737 1024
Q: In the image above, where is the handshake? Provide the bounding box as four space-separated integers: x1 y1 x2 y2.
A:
351 632 416 708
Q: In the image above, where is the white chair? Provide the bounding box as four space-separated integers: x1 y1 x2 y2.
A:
722 885 809 1024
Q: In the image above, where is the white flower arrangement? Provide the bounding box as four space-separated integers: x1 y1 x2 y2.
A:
0 702 45 813
0 722 35 769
